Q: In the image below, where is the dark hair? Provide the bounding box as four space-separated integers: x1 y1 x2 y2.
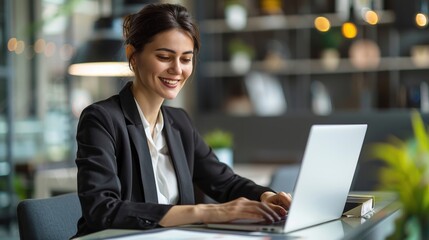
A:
123 3 200 68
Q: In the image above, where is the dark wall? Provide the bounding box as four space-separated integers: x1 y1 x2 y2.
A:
194 110 425 191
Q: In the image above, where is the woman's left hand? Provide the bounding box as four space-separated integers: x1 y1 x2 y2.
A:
260 191 292 217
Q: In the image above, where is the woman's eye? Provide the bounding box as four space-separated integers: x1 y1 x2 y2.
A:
157 56 170 61
181 58 192 63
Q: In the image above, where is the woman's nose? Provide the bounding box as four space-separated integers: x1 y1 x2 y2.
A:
168 59 182 75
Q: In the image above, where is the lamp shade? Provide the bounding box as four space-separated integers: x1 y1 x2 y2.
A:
68 17 133 77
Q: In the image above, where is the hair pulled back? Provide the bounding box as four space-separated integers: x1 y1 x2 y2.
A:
123 3 200 66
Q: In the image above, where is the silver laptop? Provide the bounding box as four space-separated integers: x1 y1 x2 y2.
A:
207 124 367 233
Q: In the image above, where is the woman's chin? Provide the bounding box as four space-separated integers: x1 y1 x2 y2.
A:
163 94 179 100
162 90 182 100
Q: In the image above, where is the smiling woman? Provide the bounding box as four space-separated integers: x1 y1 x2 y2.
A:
129 29 194 104
72 3 291 238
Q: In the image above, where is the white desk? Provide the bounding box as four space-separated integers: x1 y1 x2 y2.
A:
73 192 400 240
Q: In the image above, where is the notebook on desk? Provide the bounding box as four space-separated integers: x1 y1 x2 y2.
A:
207 124 367 233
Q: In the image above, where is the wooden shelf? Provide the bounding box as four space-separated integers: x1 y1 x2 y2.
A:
201 57 427 77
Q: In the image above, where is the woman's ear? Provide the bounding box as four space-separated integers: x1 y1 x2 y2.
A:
126 44 136 65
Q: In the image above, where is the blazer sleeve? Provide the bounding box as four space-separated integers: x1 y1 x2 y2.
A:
75 104 173 234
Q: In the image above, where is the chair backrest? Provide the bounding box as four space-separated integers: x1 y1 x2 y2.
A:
17 193 81 240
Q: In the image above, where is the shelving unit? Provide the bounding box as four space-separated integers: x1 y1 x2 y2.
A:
194 1 429 114
191 1 429 190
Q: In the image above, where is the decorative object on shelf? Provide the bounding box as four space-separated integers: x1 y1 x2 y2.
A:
337 0 359 39
259 0 283 15
244 71 287 116
224 82 253 116
337 0 382 23
203 129 234 168
370 110 429 239
228 39 255 74
263 39 289 72
411 45 429 67
224 0 247 30
319 29 342 70
349 39 381 70
224 94 253 116
311 81 332 115
320 48 340 70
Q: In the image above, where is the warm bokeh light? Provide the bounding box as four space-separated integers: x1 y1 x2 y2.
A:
44 42 56 57
416 13 428 27
7 38 17 52
34 39 46 53
342 22 358 39
314 16 331 32
15 40 25 54
364 10 379 25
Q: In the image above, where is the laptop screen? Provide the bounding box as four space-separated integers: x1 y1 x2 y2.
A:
285 124 367 232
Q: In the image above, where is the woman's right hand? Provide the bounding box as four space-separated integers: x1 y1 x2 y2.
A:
196 197 282 224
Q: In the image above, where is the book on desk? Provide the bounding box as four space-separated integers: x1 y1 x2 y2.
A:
342 194 375 217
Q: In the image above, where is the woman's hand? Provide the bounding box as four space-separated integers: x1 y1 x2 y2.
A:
260 191 292 217
196 197 282 224
159 194 292 227
159 197 282 227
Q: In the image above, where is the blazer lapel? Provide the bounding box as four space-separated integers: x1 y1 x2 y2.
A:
163 108 195 204
128 125 158 203
119 82 194 204
120 82 158 203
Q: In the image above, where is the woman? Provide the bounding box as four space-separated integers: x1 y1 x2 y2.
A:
73 3 291 237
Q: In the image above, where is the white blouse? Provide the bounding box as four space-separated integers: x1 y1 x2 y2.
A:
134 100 179 204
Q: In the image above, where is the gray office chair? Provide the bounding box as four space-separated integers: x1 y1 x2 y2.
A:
269 164 301 193
17 193 81 240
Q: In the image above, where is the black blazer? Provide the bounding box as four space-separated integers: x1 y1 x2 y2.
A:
73 82 272 237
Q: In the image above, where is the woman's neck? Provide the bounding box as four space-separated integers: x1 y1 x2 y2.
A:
131 82 163 128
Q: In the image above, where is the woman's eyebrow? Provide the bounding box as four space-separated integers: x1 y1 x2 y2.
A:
155 48 194 54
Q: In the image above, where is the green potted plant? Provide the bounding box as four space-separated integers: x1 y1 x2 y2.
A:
371 110 429 239
228 38 255 74
203 129 234 167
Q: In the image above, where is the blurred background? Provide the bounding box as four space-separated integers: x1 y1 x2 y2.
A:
1 0 429 237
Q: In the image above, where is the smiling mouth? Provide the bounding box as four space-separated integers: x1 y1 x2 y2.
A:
160 77 180 87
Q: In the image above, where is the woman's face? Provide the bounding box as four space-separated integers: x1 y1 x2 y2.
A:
132 28 194 100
